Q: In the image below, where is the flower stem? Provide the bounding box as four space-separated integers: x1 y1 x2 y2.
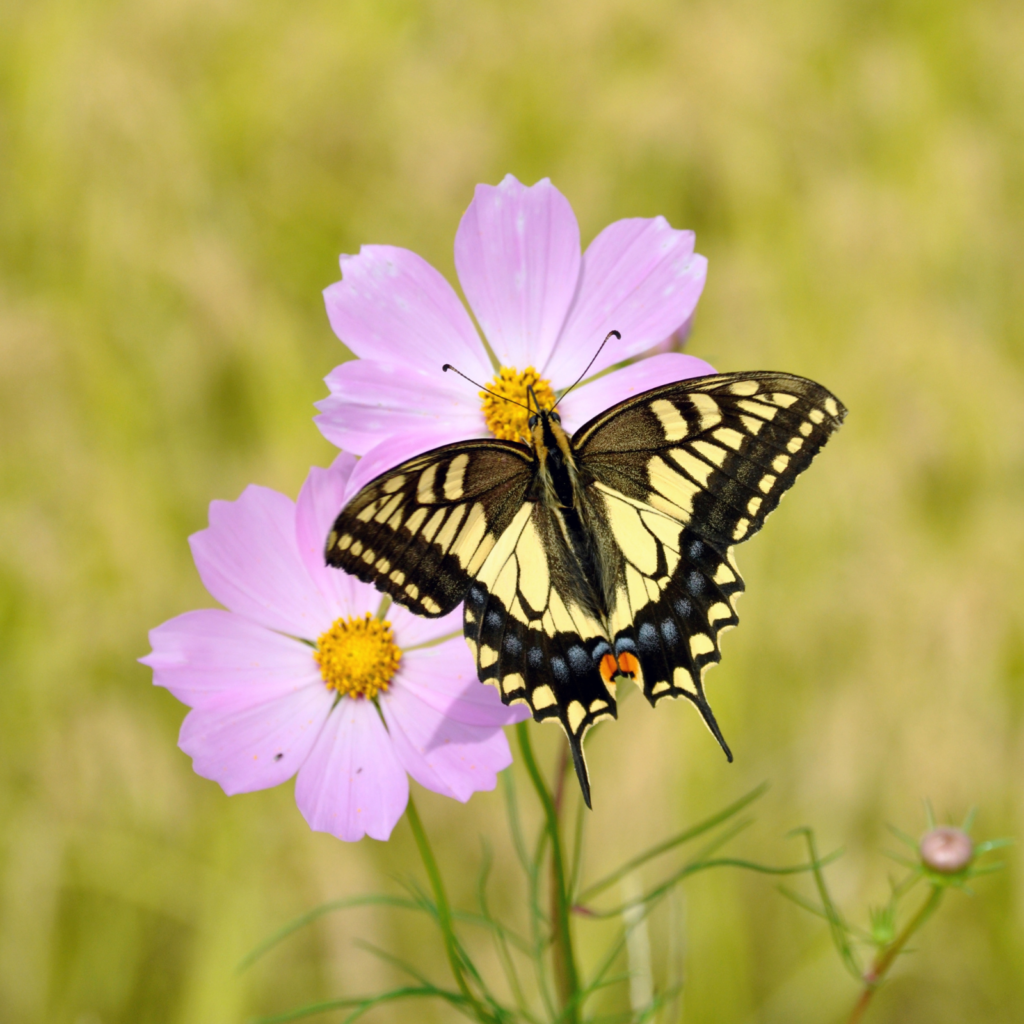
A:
516 722 580 1023
406 793 492 1023
845 886 944 1024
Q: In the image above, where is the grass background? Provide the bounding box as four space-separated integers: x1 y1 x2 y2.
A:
2 0 1023 1021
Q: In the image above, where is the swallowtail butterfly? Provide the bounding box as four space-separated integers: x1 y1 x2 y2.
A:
325 371 845 805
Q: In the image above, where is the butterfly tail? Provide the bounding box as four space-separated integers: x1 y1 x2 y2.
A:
566 730 593 809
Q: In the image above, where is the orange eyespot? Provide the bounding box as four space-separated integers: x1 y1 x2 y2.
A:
617 652 640 678
599 653 618 685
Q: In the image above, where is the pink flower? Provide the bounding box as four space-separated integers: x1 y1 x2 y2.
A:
316 175 715 494
141 454 527 842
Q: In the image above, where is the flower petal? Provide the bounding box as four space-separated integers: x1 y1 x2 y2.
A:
178 678 333 795
315 358 484 455
189 485 332 638
544 217 707 386
295 697 409 842
387 602 464 651
295 454 389 619
455 175 581 372
323 245 492 379
556 353 718 434
398 643 530 727
143 609 321 710
382 681 513 801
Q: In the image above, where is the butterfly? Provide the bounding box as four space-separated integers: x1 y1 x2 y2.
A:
325 369 845 806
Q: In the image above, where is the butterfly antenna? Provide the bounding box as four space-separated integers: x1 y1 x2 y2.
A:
442 363 532 412
552 329 621 410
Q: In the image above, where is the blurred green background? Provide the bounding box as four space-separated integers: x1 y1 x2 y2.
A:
2 0 1023 1021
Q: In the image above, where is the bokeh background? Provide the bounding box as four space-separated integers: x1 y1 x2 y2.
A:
2 0 1023 1021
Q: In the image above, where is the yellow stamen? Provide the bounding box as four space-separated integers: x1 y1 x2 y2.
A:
315 614 401 699
481 366 556 441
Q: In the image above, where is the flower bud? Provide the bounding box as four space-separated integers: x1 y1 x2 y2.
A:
919 826 973 874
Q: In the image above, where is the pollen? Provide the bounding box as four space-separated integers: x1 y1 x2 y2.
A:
314 614 401 699
481 366 556 441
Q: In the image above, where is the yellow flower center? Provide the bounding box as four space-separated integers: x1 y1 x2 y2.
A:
480 366 557 441
314 614 401 699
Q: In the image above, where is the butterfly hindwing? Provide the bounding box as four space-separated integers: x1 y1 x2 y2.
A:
586 483 744 754
463 501 617 806
325 440 533 617
574 371 846 548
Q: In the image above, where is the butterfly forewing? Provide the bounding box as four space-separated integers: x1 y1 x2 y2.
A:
574 371 846 548
325 440 533 617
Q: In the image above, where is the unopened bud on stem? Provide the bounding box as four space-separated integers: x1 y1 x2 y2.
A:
920 826 973 874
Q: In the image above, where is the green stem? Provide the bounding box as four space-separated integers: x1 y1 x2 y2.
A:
406 794 492 1023
845 886 944 1024
517 722 580 1023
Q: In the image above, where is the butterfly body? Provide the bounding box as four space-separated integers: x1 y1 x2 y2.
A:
326 372 846 806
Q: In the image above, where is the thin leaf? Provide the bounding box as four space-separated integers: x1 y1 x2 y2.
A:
792 828 861 981
249 985 471 1024
578 782 769 902
237 895 423 972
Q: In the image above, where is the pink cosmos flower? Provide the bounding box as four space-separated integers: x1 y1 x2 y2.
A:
316 175 716 494
141 454 527 842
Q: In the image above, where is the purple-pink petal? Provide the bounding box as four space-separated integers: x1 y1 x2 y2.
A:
387 602 464 651
557 353 718 435
323 245 492 380
315 357 484 456
178 679 333 795
143 608 321 710
544 217 707 386
455 175 581 373
398 644 529 727
381 682 513 801
295 454 386 619
295 697 409 842
190 485 331 639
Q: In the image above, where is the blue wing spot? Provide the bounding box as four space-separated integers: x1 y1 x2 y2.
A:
527 646 544 669
674 597 693 619
486 609 503 629
567 645 590 674
504 633 522 656
468 585 487 607
660 618 680 645
551 656 569 684
591 640 613 661
688 539 704 559
686 571 705 595
614 636 638 655
638 622 660 652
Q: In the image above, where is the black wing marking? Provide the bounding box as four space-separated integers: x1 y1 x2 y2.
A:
326 440 533 618
462 501 617 807
587 483 745 758
574 371 846 548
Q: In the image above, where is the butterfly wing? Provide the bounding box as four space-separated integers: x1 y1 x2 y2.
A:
462 501 617 807
325 440 534 618
573 372 845 741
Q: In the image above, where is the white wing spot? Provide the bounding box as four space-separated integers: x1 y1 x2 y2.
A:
567 700 586 733
443 453 469 499
759 474 776 493
772 454 790 473
532 684 556 710
787 436 805 453
690 634 715 657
